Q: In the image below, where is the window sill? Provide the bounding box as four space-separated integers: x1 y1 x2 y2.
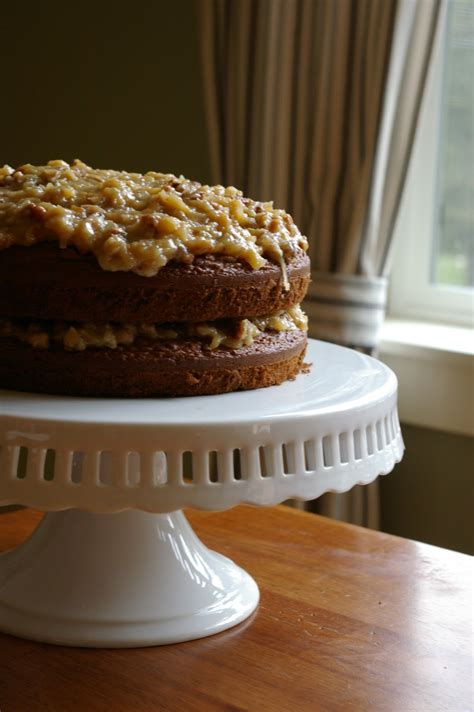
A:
378 319 473 437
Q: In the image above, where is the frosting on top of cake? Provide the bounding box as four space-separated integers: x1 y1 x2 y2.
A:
0 160 308 279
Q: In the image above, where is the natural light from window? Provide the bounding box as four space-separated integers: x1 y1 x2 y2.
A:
432 0 473 289
388 0 473 328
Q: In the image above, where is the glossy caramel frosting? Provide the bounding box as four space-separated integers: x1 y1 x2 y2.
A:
0 160 308 281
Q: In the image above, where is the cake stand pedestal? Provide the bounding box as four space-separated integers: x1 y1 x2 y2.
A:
0 340 403 647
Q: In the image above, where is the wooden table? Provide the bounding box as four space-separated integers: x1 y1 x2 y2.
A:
0 506 471 712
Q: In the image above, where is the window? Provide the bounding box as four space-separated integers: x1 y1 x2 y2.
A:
389 0 474 327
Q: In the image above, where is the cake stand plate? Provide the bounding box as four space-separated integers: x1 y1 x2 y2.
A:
0 340 403 647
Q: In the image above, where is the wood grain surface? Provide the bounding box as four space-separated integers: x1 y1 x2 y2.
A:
0 506 471 712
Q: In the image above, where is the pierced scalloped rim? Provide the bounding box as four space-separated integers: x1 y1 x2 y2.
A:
0 340 403 513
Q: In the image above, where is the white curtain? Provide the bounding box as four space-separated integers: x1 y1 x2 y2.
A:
198 0 441 526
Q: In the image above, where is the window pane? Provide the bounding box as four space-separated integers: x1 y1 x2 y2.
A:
432 0 474 288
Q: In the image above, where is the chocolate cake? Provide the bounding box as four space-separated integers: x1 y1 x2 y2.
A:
0 160 310 397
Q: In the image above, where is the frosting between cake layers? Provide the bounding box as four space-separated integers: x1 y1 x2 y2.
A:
0 160 308 282
0 306 308 352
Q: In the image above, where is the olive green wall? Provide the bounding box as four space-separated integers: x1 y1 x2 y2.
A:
380 424 473 554
1 0 210 181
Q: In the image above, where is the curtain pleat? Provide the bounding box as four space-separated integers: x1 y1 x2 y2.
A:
197 0 440 527
198 0 407 277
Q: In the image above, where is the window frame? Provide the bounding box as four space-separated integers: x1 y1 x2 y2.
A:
388 0 474 328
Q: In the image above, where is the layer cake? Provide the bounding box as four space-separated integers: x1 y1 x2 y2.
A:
0 160 310 397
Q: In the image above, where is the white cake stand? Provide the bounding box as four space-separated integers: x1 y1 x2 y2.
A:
0 340 403 647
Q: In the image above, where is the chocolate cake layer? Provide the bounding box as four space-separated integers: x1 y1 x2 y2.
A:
0 330 307 397
0 244 310 323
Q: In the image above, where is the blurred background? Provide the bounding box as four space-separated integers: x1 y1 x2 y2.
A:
2 1 209 179
1 0 472 553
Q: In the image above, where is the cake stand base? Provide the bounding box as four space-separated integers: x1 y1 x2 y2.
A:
0 509 259 648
